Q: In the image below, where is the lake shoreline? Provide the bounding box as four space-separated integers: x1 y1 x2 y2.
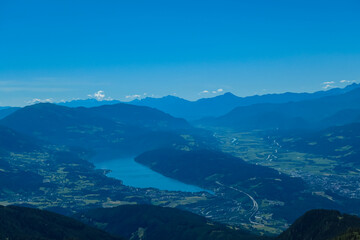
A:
94 157 211 193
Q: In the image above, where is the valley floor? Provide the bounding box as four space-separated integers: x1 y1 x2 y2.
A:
3 127 360 236
213 128 360 200
209 127 360 232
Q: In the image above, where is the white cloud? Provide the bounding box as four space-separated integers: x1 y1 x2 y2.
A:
198 90 209 95
199 89 224 95
94 90 105 99
125 94 142 100
340 80 356 84
323 84 335 90
87 90 113 101
124 93 150 100
321 79 357 90
322 81 335 85
321 81 337 90
27 98 53 105
88 90 105 101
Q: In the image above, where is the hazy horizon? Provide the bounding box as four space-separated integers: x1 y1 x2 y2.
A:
0 81 358 107
1 1 360 106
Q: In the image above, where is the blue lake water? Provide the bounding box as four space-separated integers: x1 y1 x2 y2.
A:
94 158 208 193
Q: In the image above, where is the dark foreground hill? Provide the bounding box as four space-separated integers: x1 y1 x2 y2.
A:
333 229 360 240
277 209 360 240
3 204 360 240
76 204 269 240
0 205 121 240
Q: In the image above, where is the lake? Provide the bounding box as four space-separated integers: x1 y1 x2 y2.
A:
94 158 209 193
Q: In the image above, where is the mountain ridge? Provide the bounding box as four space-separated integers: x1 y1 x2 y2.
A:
130 83 360 120
0 103 192 157
52 83 360 121
200 87 360 131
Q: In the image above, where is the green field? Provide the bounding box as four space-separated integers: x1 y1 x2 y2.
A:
212 128 348 177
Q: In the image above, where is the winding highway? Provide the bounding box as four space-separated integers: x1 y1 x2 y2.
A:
215 181 260 225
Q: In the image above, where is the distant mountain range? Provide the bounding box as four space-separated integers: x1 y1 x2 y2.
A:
56 83 360 121
1 84 358 123
200 86 360 131
131 83 360 120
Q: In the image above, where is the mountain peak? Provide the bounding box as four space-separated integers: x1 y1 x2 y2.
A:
219 92 239 99
223 92 236 97
196 92 238 102
163 95 181 99
344 82 359 90
132 95 189 105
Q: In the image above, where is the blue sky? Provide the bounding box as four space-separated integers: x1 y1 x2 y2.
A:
0 0 360 106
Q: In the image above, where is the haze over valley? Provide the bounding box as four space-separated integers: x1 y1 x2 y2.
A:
1 1 360 239
1 83 360 239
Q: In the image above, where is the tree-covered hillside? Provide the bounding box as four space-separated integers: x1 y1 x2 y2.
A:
76 204 269 240
0 103 195 156
277 209 360 240
0 205 122 240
